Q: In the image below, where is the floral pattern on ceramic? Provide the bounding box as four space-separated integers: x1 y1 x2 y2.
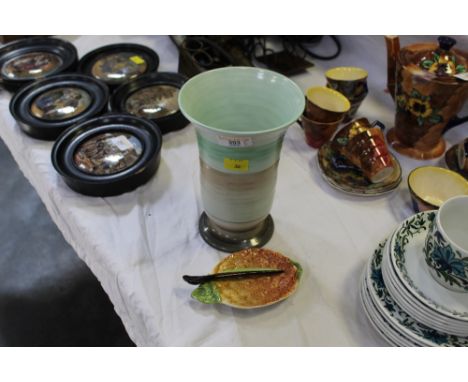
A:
420 52 466 76
424 221 468 292
385 36 468 160
391 211 468 319
367 240 468 346
396 89 443 127
366 239 468 346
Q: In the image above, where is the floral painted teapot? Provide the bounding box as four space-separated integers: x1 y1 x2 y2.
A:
385 36 468 159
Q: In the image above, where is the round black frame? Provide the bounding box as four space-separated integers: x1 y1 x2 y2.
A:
10 74 109 140
109 72 189 134
51 114 162 197
77 43 159 89
0 37 78 92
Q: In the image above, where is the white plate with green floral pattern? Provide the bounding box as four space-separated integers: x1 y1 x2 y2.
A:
388 211 468 323
382 237 468 336
364 239 468 346
360 267 417 346
361 279 418 346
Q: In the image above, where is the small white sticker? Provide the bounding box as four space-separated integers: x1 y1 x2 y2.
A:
217 135 253 148
107 135 134 151
454 72 468 81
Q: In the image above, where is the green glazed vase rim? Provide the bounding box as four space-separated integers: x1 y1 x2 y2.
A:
178 66 305 136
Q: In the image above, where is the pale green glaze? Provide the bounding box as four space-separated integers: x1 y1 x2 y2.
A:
196 133 284 173
179 66 305 136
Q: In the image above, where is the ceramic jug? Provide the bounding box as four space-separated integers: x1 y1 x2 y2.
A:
385 36 468 159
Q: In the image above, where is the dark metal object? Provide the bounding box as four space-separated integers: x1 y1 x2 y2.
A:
176 36 235 78
255 50 313 76
183 269 284 285
0 37 78 92
10 74 108 141
51 114 162 197
78 43 159 90
110 72 189 134
198 212 274 253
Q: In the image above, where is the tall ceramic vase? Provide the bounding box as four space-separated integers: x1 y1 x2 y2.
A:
179 67 305 252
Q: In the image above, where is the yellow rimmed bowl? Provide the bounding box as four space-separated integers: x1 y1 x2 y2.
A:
408 166 468 212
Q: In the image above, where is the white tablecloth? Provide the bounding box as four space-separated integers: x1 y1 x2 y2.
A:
1 35 467 346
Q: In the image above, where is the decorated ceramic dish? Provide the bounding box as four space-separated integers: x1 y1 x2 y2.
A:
0 37 78 92
445 143 468 181
190 248 302 309
110 72 189 134
78 43 159 89
51 114 162 196
10 74 108 140
363 239 468 346
389 211 468 322
382 235 468 336
317 142 402 196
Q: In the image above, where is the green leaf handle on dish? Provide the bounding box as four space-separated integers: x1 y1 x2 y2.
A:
191 261 303 305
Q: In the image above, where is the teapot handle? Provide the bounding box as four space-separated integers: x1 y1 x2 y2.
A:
444 114 468 133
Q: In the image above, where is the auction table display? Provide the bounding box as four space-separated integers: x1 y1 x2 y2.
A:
0 35 467 346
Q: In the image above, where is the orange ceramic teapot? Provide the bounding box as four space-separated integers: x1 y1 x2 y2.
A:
385 36 468 159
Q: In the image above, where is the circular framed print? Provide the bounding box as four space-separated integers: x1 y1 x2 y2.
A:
78 43 159 88
10 74 109 140
110 72 189 134
51 114 162 196
0 37 78 92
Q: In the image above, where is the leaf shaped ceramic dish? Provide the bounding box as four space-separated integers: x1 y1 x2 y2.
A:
191 248 302 309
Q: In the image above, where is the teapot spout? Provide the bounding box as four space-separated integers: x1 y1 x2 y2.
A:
385 36 400 101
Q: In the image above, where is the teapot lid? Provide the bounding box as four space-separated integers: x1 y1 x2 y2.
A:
419 36 466 77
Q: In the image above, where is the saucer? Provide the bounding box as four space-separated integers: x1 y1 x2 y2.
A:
382 233 468 336
360 272 418 346
445 144 468 181
363 239 468 346
317 142 402 196
389 211 468 322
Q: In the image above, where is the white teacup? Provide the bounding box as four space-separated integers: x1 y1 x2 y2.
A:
424 195 468 292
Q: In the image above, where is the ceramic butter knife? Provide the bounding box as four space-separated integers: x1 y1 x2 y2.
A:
183 268 284 285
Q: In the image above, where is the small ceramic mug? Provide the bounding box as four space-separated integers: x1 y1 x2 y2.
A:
305 86 350 123
333 118 394 183
424 195 468 292
299 111 343 149
325 66 368 122
457 138 468 172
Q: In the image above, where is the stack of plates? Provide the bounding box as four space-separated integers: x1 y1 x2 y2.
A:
360 211 468 346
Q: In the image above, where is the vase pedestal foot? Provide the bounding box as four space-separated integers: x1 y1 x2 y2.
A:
387 128 446 160
199 212 274 253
